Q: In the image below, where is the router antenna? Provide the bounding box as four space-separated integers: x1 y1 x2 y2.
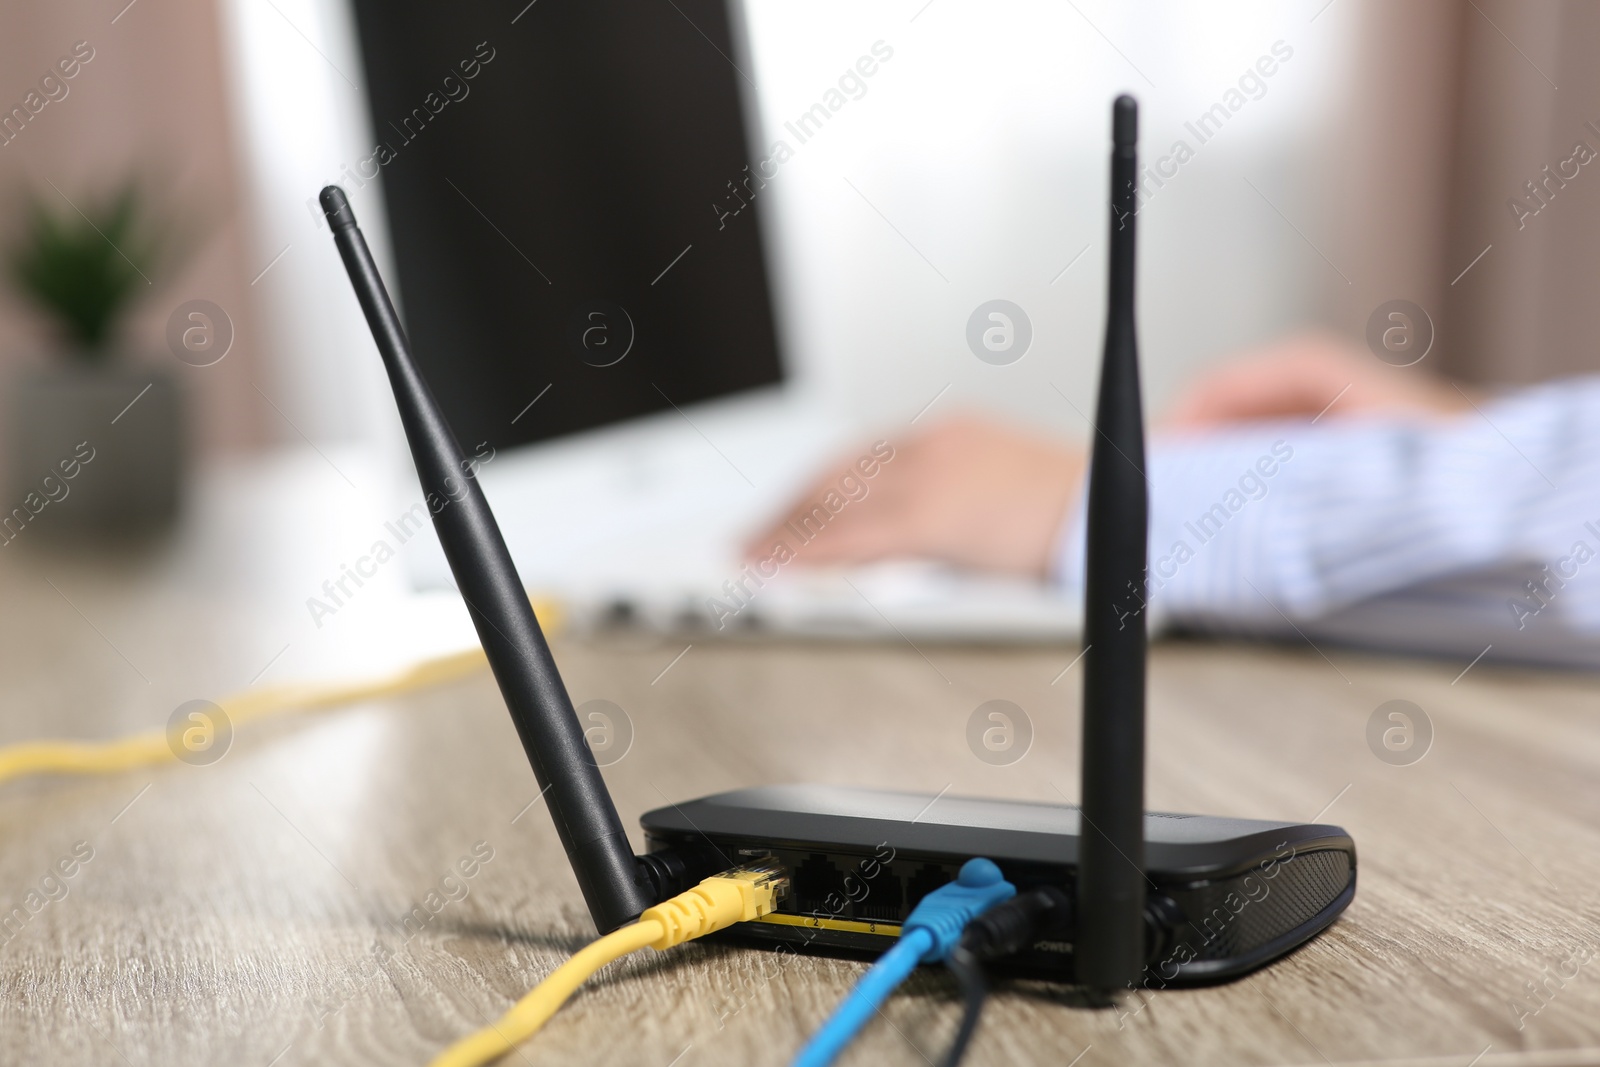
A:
1077 95 1148 992
320 186 655 933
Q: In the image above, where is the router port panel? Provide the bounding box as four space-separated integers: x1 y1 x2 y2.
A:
695 837 1071 927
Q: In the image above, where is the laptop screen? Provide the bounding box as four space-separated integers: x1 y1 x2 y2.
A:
347 0 783 452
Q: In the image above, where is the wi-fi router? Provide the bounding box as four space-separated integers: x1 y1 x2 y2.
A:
321 93 1354 994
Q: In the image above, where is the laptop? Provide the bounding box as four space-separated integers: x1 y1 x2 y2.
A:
345 0 1079 639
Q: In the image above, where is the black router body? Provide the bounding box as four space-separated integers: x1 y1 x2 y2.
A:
641 786 1353 984
321 94 1355 996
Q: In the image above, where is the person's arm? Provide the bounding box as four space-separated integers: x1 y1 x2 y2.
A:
747 336 1600 665
1056 377 1600 662
745 334 1459 582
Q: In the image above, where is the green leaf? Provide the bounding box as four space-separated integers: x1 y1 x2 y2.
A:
5 179 170 360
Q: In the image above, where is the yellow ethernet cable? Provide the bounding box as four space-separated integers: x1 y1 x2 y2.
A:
0 645 489 784
0 597 564 787
427 864 790 1067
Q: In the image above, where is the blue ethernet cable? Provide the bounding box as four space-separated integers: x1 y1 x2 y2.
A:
791 858 1015 1067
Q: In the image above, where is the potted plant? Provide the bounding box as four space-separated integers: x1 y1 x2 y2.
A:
4 181 185 542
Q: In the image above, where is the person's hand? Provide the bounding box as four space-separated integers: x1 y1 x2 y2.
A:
743 415 1085 578
743 334 1464 579
1162 332 1469 429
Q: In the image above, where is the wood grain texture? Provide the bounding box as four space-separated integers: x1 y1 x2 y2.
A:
2 601 1600 1066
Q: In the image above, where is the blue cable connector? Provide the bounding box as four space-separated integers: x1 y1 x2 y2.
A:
791 858 1015 1067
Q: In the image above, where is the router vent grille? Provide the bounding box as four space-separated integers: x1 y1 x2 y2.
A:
1167 849 1352 962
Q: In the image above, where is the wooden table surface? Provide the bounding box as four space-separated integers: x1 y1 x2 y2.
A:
2 466 1600 1066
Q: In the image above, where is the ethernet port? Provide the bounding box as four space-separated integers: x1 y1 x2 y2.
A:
848 867 903 923
792 854 846 918
905 863 953 911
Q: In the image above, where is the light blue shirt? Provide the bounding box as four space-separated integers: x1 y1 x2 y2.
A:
1055 376 1600 669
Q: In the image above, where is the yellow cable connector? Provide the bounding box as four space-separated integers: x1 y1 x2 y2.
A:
641 863 789 948
427 864 789 1067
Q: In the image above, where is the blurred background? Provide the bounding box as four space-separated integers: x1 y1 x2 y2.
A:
0 0 1595 692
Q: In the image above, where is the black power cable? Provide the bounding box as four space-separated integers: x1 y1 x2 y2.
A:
941 946 989 1067
939 886 1073 1067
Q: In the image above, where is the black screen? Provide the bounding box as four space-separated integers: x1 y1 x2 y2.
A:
346 0 783 451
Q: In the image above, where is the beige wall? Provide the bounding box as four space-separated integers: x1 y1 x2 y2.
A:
1333 0 1462 361
1338 0 1600 387
1443 0 1600 385
0 0 266 455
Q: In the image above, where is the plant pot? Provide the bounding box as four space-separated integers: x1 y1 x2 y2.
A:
6 364 186 544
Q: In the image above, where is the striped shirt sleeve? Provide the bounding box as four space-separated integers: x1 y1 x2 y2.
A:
1052 376 1600 668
